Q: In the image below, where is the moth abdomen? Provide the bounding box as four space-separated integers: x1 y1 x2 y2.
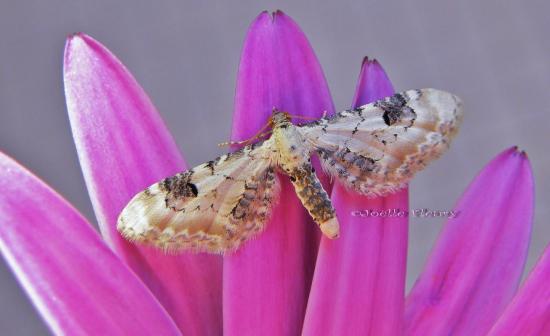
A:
288 164 339 239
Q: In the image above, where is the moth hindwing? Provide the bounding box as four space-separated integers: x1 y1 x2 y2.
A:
117 88 463 253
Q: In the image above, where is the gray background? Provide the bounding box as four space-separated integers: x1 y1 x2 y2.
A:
1 0 549 334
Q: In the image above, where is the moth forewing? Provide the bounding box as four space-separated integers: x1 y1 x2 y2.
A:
297 88 463 197
117 139 280 253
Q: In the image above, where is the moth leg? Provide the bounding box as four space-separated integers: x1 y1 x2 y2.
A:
288 164 339 238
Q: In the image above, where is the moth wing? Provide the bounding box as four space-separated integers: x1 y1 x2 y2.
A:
298 88 463 196
117 139 279 253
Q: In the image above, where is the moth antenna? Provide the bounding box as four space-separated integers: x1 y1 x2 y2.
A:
286 113 327 121
218 119 273 147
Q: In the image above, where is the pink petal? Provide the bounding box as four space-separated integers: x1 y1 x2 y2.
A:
64 33 222 335
223 11 334 335
303 58 408 336
488 240 550 335
352 58 396 106
0 153 181 335
405 147 534 335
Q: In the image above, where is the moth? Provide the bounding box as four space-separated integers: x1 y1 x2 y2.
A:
117 88 463 253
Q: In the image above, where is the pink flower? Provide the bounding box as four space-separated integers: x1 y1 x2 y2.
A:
0 10 541 336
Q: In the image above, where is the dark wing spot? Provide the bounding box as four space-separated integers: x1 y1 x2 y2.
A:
383 112 393 126
161 172 199 200
376 92 411 126
187 183 198 197
206 160 215 174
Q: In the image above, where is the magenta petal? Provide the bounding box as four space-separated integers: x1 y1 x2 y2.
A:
223 11 334 335
231 11 334 139
64 34 222 334
405 147 534 335
352 57 396 106
488 241 550 335
0 153 180 335
303 58 408 336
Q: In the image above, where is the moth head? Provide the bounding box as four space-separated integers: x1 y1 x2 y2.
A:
270 108 291 126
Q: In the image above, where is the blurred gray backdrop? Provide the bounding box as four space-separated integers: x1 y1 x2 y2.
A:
1 0 549 334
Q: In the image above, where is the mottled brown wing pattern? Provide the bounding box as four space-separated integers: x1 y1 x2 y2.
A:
298 89 463 196
117 139 279 253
